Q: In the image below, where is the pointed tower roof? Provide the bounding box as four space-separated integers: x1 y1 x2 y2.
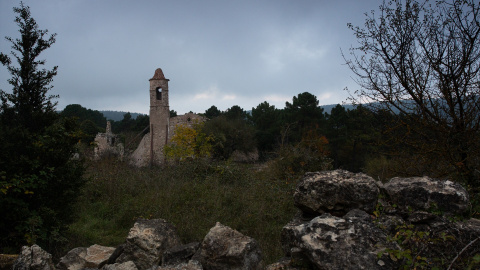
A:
150 68 168 81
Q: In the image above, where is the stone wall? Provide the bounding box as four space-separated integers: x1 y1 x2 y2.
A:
168 113 205 139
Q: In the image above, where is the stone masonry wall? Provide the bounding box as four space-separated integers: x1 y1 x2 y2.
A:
94 121 124 160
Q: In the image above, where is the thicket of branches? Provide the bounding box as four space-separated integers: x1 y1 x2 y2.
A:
344 0 480 185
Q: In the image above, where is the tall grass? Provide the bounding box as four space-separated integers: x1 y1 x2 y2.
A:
66 157 305 264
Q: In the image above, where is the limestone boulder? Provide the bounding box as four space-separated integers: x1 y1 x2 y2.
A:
13 245 55 270
294 170 379 217
193 222 262 270
162 242 200 266
265 257 306 270
56 247 86 270
103 261 138 270
281 210 399 270
383 176 469 216
115 219 182 270
57 244 115 270
153 260 203 270
84 244 116 268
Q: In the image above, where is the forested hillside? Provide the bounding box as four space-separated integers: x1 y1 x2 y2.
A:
99 110 146 122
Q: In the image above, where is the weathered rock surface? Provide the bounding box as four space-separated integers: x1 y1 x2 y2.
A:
264 257 305 270
103 260 138 270
56 247 87 270
294 170 379 217
281 210 399 270
84 244 116 268
115 218 182 270
153 260 203 270
193 222 262 270
383 176 469 216
162 242 200 266
13 245 55 270
57 244 115 270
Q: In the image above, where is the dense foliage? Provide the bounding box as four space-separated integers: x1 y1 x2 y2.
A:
164 121 213 162
0 3 85 253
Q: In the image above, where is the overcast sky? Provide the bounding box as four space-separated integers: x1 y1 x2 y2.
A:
0 0 381 115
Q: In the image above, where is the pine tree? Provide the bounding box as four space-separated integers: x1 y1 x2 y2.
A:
0 2 85 252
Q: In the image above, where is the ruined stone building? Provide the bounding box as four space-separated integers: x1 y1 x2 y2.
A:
94 121 124 160
131 68 204 167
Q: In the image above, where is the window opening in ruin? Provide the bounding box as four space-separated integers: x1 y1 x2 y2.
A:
187 117 191 122
107 136 115 146
156 87 162 100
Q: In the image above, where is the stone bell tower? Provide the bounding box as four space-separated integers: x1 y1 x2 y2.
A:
150 68 169 121
131 68 206 166
130 68 170 166
149 68 170 165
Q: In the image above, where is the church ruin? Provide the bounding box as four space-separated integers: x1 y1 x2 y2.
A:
130 68 203 166
94 121 125 160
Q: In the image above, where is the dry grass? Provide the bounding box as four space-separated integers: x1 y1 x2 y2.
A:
66 157 303 264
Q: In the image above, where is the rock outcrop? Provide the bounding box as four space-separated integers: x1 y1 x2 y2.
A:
294 170 379 217
278 169 477 270
13 245 55 270
162 242 200 266
56 244 115 270
102 261 138 270
383 176 469 216
114 219 182 270
281 210 398 269
192 222 263 270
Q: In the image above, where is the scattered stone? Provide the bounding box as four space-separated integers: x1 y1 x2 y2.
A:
85 244 116 268
56 247 87 270
281 210 399 270
264 257 305 270
154 260 203 270
13 245 55 270
103 261 138 270
162 242 200 266
115 219 182 270
193 222 263 270
106 244 125 266
57 244 115 270
294 170 379 217
383 176 469 216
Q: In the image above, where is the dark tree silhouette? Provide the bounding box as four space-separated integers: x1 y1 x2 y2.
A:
0 3 84 252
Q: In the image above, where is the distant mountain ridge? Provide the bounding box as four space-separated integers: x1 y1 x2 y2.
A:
100 111 146 121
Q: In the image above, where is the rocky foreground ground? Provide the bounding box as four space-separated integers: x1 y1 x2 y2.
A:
8 170 480 269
